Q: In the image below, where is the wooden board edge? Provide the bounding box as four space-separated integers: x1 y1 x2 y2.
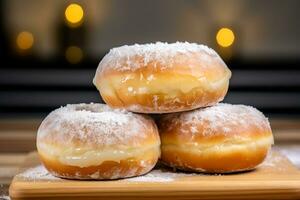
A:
9 178 300 200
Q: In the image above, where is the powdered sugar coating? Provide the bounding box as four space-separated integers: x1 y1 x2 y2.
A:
17 165 59 181
97 41 219 72
37 103 156 148
126 169 197 182
162 103 272 137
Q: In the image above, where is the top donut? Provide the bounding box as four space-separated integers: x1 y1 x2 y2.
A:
94 42 231 113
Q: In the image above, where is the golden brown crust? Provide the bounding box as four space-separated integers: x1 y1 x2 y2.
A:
158 103 274 173
37 103 161 179
161 145 269 173
39 148 159 180
94 42 231 113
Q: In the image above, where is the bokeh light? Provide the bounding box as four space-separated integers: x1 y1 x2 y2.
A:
216 28 235 47
65 3 84 27
65 46 83 64
16 31 34 50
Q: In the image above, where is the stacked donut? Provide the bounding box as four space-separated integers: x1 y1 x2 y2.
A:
37 42 274 179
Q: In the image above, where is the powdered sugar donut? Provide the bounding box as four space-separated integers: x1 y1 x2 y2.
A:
93 42 231 113
158 103 273 173
36 103 160 179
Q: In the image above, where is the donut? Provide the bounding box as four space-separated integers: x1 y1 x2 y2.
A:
93 42 231 113
36 103 161 179
158 103 274 173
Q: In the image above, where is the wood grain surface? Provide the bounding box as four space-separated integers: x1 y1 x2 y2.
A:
9 151 300 200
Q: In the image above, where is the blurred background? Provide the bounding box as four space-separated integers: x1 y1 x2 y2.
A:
0 0 300 143
0 0 300 195
1 0 300 118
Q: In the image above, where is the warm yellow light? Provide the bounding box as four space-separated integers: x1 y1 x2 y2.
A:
16 31 34 50
65 4 84 26
65 46 83 64
216 28 235 47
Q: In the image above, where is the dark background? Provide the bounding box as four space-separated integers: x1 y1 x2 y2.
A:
1 0 300 118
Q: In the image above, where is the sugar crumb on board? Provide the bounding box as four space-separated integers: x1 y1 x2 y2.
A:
259 150 286 172
16 165 59 181
0 195 10 200
125 169 197 182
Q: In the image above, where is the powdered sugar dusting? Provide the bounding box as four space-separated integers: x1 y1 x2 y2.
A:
175 103 272 136
98 42 219 72
37 103 151 148
278 147 300 168
261 150 286 169
262 155 282 168
0 196 10 200
16 165 196 182
17 165 59 181
125 169 197 182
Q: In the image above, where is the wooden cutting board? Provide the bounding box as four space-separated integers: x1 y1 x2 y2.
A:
9 151 300 200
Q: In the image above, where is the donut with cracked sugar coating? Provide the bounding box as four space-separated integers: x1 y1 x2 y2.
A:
158 103 274 173
36 103 161 180
93 42 231 113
